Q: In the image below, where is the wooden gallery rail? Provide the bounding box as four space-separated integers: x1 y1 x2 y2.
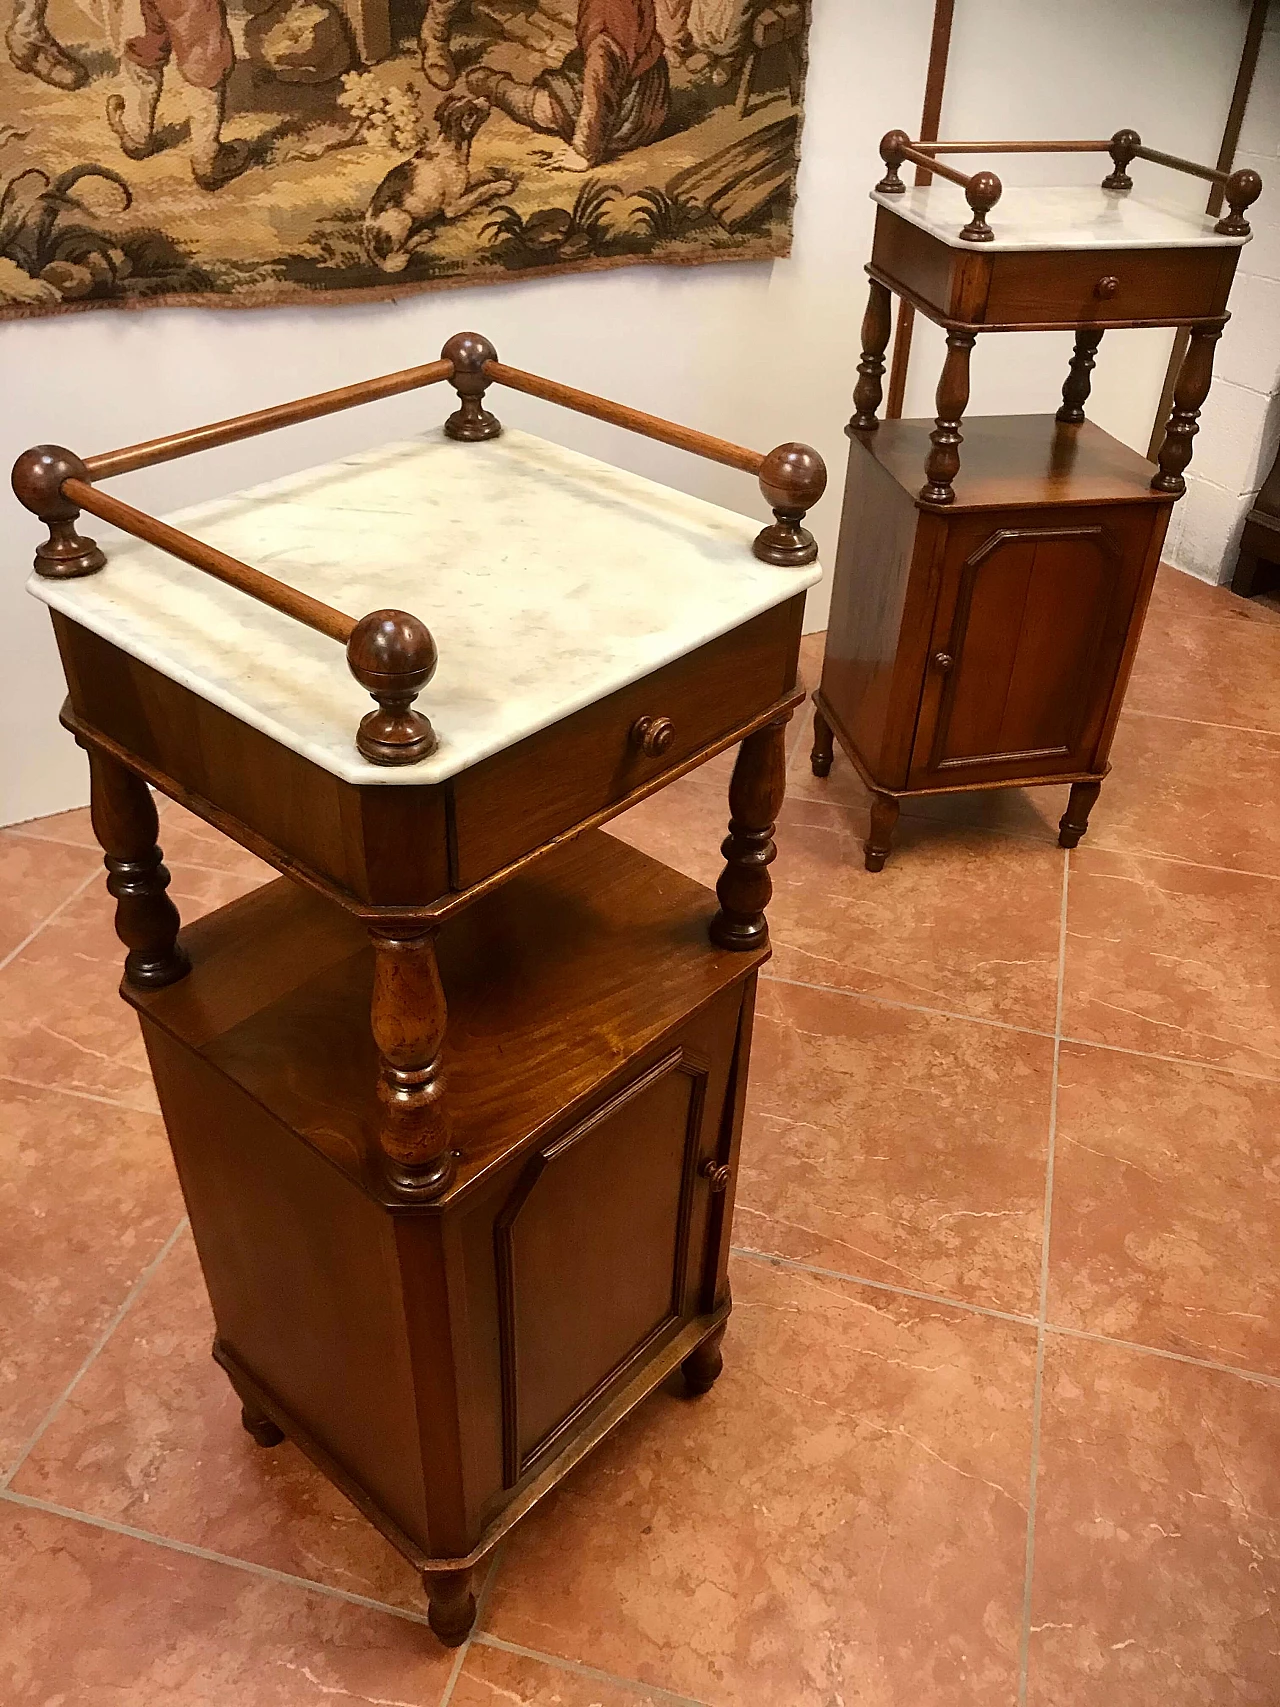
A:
874 127 1264 243
12 332 826 766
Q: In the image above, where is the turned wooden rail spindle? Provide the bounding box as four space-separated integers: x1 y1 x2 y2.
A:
14 457 441 767
874 129 1003 242
442 331 502 441
480 357 825 566
81 358 455 482
369 925 455 1199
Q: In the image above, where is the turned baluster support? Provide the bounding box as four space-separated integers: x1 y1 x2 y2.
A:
753 443 826 567
710 714 789 952
849 278 894 433
12 445 106 578
864 792 900 873
1151 321 1225 496
85 745 190 989
442 331 502 441
1056 328 1105 425
370 925 455 1200
682 1321 727 1395
920 331 976 505
1102 128 1141 192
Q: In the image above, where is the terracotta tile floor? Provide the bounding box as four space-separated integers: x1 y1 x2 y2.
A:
2 565 1278 1705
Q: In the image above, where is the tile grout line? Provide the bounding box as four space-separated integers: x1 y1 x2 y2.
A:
1 1488 712 1706
0 867 100 978
729 1245 1039 1328
472 1634 713 1706
760 971 1058 1042
0 1218 188 1491
1017 846 1070 1707
0 1488 434 1628
1125 707 1280 738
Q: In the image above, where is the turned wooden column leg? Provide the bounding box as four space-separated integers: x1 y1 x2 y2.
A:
240 1405 285 1448
849 278 893 432
682 1322 727 1396
920 331 976 506
370 927 456 1199
422 1566 476 1647
1151 322 1225 496
1058 780 1102 849
86 746 190 990
710 715 789 952
1056 328 1105 425
810 702 834 778
864 792 900 873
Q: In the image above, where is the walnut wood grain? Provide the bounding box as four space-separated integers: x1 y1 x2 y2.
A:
709 714 790 951
85 742 190 989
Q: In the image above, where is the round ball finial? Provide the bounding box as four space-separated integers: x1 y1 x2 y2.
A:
441 332 502 441
960 170 1002 242
1217 167 1263 237
754 442 826 568
441 331 497 378
1103 129 1141 192
759 442 827 513
12 444 106 578
876 128 910 194
346 608 439 766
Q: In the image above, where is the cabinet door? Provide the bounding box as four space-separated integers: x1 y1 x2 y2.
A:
908 506 1157 789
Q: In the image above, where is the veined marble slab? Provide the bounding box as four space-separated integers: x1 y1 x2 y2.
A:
871 183 1250 251
29 428 820 787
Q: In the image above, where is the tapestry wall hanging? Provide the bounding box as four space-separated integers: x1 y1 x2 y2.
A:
0 0 810 316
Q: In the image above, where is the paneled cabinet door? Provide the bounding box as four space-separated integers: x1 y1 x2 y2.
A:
907 506 1158 789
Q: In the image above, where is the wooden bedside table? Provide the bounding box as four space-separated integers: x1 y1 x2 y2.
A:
810 130 1262 869
14 340 824 1643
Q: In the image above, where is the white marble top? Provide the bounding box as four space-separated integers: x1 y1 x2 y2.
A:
871 183 1251 251
29 429 820 786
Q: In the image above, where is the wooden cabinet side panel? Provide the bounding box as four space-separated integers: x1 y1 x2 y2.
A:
820 442 938 787
141 1022 431 1548
454 986 742 1539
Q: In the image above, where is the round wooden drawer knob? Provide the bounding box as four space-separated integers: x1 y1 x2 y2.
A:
699 1159 732 1193
1094 276 1120 300
933 651 954 673
630 715 675 758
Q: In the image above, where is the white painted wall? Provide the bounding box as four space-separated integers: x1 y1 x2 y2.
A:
0 0 1255 823
1165 6 1280 585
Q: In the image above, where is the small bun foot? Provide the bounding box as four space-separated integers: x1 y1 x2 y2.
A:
424 1567 476 1647
1058 780 1102 850
810 704 834 777
682 1324 726 1396
241 1405 285 1448
864 793 900 872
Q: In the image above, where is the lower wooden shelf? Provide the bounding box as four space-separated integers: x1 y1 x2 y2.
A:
124 830 767 1644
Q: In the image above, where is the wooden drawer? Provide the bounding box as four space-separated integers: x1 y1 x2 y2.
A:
983 245 1232 328
449 596 804 888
